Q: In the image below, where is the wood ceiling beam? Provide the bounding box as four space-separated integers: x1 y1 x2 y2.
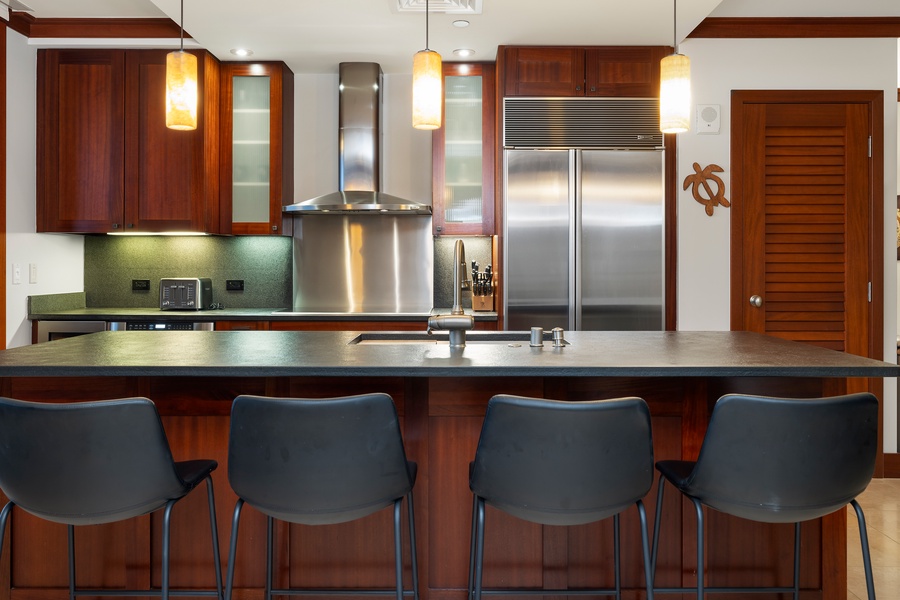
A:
690 17 900 38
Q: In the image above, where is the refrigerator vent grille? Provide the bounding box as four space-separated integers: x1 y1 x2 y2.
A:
503 97 663 149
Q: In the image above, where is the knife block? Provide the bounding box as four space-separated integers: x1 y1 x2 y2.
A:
473 293 494 312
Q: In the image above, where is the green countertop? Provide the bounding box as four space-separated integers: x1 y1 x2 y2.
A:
0 330 896 379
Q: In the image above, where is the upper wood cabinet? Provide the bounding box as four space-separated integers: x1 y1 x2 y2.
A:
431 62 496 236
499 46 669 98
37 49 220 233
219 62 294 235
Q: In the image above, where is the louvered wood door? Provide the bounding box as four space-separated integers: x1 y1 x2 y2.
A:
731 91 882 359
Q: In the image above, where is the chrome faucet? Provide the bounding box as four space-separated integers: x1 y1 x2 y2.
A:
427 239 475 347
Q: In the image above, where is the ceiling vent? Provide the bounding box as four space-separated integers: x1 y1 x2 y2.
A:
391 0 483 14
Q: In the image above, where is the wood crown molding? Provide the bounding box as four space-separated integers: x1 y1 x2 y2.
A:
8 13 181 39
690 17 900 38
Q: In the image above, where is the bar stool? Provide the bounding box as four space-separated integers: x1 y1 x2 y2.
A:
0 396 223 600
651 392 878 600
224 393 419 600
468 394 655 600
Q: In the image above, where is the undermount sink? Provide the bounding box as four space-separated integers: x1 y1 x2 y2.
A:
348 331 570 346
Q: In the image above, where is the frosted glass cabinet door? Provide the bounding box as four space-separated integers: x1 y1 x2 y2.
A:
221 62 294 235
431 63 495 235
232 76 271 223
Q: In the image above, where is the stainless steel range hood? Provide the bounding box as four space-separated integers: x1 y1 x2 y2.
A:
284 62 432 215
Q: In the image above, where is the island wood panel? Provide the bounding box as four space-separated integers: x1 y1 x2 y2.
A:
0 373 853 600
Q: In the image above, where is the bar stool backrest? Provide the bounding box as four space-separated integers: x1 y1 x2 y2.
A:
470 395 654 526
228 393 414 525
0 396 187 525
684 392 878 523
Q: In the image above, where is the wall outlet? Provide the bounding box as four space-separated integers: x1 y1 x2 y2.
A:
226 279 245 291
29 263 38 284
132 279 151 291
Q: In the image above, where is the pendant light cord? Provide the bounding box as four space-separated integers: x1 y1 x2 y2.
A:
425 0 430 51
672 0 677 53
179 0 185 52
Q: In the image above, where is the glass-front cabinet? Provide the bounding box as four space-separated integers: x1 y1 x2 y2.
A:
221 62 294 235
432 63 495 235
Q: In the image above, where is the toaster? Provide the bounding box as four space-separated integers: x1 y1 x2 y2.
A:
159 278 212 310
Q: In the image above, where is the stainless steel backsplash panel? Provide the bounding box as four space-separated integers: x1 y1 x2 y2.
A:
292 215 433 313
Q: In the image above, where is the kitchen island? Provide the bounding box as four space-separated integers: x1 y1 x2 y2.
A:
0 330 895 600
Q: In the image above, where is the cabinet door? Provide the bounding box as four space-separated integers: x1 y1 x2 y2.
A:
124 50 215 233
584 47 667 97
431 63 496 236
37 50 126 233
501 47 584 97
220 62 294 235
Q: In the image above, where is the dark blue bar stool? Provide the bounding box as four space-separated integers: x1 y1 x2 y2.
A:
468 394 655 600
0 396 223 600
224 393 419 600
651 392 878 600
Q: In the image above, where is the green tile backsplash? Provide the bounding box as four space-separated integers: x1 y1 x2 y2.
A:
84 236 293 309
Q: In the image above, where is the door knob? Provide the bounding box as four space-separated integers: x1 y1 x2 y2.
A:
749 295 762 307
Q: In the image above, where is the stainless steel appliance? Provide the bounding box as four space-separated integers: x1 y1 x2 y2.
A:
35 320 214 343
160 278 212 310
503 97 665 331
285 62 433 314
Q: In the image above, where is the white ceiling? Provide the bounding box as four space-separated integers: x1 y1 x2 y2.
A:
12 0 900 74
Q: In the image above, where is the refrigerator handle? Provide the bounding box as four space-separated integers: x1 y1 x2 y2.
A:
571 149 580 332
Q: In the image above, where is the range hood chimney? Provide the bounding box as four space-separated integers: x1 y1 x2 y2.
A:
284 62 432 215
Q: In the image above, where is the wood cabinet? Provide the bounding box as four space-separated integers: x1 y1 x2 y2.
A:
431 62 496 236
219 62 294 235
499 46 669 98
37 49 220 233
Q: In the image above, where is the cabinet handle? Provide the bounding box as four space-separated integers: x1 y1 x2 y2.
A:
272 225 278 231
575 85 582 91
749 295 763 308
590 86 596 92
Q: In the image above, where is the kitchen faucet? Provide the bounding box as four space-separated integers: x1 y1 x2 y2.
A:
427 239 474 347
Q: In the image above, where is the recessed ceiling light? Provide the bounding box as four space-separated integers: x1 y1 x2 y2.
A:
230 48 254 57
452 19 470 27
453 49 475 58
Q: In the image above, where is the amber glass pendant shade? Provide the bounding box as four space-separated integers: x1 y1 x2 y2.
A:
659 52 690 134
412 49 442 130
166 50 198 131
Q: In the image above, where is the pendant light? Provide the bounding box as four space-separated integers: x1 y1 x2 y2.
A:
165 0 198 130
659 0 690 133
412 0 442 130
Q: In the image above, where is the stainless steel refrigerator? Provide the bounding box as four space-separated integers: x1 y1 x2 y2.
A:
503 147 665 331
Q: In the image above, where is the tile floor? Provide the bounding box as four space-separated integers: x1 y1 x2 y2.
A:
847 478 900 599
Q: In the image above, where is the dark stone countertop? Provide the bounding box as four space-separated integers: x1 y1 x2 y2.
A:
0 330 895 379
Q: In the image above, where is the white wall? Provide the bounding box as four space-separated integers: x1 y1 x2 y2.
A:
6 30 83 348
677 37 899 449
